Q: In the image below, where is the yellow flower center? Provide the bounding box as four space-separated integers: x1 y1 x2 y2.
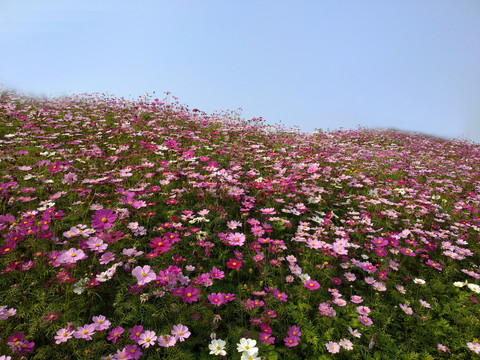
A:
101 217 107 223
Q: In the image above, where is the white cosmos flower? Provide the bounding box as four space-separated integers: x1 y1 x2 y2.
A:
209 339 226 356
237 338 258 356
467 283 480 293
413 278 426 285
453 281 468 288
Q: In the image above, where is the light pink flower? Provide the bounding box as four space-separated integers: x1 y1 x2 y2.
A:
132 265 156 286
138 330 157 348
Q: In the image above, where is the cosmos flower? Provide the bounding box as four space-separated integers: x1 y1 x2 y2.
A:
209 339 227 356
91 209 117 231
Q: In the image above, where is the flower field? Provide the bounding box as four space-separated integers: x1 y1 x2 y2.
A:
0 90 479 359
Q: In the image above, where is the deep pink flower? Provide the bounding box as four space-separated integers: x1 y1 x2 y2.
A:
91 209 117 231
107 326 124 343
272 289 288 302
358 315 373 326
43 312 59 323
125 344 143 359
227 258 242 270
288 325 302 339
208 292 226 306
129 325 145 342
284 335 299 347
304 279 320 290
180 286 201 303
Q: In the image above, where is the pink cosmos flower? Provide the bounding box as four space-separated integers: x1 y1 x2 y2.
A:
92 315 111 331
129 325 145 342
208 292 226 306
54 328 74 344
43 312 59 323
284 335 299 347
351 295 363 304
171 324 191 342
399 303 413 315
272 289 288 302
180 285 201 303
358 315 373 326
326 341 340 354
356 306 371 315
210 267 225 279
99 252 115 265
61 248 86 264
288 325 302 339
113 348 129 359
304 279 320 290
138 330 157 348
91 209 117 231
74 324 96 340
437 343 449 352
107 326 124 343
227 258 242 270
132 265 156 286
467 341 480 354
227 232 246 246
125 344 142 359
158 334 177 347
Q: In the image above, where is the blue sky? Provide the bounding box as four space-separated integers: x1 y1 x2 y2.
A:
1 0 479 142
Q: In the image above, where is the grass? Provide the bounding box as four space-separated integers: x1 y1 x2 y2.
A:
0 90 479 359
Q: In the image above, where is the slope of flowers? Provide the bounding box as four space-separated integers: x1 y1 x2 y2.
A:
0 90 480 359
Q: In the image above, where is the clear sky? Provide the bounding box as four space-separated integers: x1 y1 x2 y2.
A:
1 0 479 142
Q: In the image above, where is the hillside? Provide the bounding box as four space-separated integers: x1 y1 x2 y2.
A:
1 91 480 359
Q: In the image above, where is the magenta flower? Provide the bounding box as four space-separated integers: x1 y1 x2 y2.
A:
138 330 157 348
171 324 191 342
125 344 143 359
284 335 299 347
332 277 342 285
180 286 201 303
288 325 302 339
74 324 96 340
304 279 320 290
259 332 275 344
358 315 373 326
99 251 115 265
91 209 117 231
132 265 156 286
272 289 288 302
227 258 242 270
208 292 226 306
129 325 145 342
43 312 59 323
107 326 124 343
